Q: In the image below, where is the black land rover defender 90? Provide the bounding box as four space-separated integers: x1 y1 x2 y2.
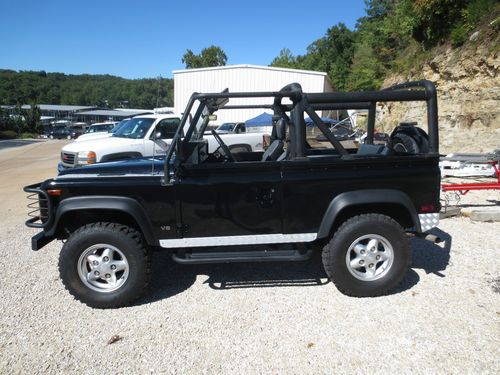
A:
25 81 441 308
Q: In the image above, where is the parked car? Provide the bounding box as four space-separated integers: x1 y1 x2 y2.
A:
74 121 127 143
24 81 441 308
216 122 246 133
86 122 118 134
49 127 78 140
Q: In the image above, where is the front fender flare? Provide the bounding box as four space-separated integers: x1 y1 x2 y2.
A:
47 196 156 245
317 189 420 239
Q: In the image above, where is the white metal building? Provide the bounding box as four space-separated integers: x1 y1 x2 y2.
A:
173 64 334 125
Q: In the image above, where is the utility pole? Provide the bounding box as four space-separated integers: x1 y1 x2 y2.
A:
156 76 162 108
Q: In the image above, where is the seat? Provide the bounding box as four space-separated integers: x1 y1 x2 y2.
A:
357 143 392 156
261 118 287 161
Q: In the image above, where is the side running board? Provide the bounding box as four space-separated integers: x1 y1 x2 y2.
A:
172 249 313 264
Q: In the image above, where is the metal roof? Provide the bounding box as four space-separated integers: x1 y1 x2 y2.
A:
114 108 154 113
75 109 153 117
172 64 329 77
21 104 96 111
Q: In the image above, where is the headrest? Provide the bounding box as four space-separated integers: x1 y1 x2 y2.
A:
275 118 287 140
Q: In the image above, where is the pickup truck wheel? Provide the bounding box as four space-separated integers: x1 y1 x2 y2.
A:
322 214 410 297
59 222 151 308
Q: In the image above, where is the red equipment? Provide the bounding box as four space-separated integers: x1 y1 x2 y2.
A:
442 160 500 195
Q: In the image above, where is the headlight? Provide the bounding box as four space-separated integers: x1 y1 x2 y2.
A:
77 151 97 165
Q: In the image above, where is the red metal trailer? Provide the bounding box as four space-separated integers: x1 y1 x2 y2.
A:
442 160 500 194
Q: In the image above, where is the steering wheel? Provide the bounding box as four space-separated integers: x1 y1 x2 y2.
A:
211 129 236 162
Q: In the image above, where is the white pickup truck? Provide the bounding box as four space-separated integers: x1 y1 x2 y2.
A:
58 114 268 171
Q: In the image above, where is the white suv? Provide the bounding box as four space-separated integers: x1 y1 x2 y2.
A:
75 121 120 142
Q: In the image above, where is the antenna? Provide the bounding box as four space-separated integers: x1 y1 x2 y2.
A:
152 136 156 175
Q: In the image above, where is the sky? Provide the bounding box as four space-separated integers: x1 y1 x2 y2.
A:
0 0 366 79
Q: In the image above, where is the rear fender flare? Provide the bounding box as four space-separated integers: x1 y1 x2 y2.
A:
317 189 420 239
47 196 156 245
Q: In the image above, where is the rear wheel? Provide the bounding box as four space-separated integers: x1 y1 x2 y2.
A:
322 214 411 297
59 222 151 308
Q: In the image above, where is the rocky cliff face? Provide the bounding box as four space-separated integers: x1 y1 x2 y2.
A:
379 25 499 154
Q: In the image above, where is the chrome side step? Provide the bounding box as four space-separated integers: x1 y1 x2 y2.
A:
172 249 313 264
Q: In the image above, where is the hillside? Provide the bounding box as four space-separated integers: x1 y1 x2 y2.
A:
0 70 174 109
380 19 499 153
270 0 500 153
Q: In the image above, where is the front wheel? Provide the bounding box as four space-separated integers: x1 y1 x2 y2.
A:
322 214 411 297
59 222 151 308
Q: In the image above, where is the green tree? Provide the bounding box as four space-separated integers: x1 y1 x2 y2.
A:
348 41 385 91
0 70 175 109
24 104 42 134
268 23 355 91
410 0 469 48
182 46 227 69
270 48 298 68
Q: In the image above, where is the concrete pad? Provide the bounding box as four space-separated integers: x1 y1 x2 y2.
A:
468 210 500 222
440 206 461 218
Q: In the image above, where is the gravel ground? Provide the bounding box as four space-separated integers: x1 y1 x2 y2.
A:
0 142 499 374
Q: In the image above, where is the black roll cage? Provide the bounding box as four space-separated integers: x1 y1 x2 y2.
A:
162 80 439 184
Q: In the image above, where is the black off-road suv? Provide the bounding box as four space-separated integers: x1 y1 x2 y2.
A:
25 81 441 308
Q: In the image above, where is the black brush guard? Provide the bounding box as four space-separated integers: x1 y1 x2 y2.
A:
24 183 53 229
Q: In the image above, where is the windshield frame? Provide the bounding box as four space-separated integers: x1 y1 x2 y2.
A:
163 88 301 185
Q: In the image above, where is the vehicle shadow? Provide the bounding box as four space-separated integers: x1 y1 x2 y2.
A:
135 251 198 305
137 227 452 305
455 200 499 208
203 252 329 290
392 227 452 294
136 251 329 305
0 139 43 150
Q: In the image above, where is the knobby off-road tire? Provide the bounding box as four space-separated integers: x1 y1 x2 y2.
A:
59 222 151 308
322 214 411 297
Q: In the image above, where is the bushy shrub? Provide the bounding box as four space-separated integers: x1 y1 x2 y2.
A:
450 24 470 46
0 130 17 139
18 132 37 139
450 0 496 47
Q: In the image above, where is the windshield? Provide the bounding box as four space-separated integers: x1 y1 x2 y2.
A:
86 125 106 133
111 120 129 133
113 118 155 139
217 123 235 132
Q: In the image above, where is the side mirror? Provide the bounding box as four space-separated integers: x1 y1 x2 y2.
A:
152 131 169 151
208 114 217 121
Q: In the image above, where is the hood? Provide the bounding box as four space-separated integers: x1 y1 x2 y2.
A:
75 132 112 142
62 135 143 153
58 157 166 176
